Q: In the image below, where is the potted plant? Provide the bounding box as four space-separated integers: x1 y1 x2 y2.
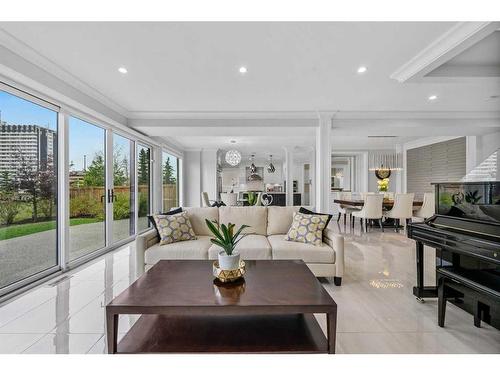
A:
205 219 249 270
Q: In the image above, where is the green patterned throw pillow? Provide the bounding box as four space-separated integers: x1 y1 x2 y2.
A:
153 211 197 245
285 212 329 246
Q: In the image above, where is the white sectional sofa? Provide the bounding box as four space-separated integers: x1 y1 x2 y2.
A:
136 206 345 285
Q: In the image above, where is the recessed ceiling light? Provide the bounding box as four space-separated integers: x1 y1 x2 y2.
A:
118 67 128 74
428 95 438 101
357 66 367 74
239 66 248 74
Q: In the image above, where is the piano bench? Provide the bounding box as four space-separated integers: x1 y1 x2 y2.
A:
438 275 493 328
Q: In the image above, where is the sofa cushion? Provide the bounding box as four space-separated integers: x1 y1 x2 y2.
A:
183 207 219 236
266 206 314 235
285 212 330 246
266 206 300 235
148 207 183 241
208 234 272 260
145 235 211 264
268 234 335 263
153 211 197 245
218 206 267 235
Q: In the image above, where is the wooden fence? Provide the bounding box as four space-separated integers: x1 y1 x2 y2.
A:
69 184 178 208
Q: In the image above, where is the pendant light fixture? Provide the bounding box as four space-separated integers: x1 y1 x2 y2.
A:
250 153 257 173
267 154 276 173
225 149 242 166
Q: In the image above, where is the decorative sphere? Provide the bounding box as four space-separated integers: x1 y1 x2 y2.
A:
225 150 241 166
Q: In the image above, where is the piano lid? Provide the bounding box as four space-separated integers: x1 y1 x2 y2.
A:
433 181 500 224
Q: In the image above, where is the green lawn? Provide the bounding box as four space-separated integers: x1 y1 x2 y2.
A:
0 218 102 241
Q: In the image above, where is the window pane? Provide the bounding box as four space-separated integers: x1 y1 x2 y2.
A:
113 134 134 242
137 144 150 231
162 151 179 212
0 89 58 290
68 117 106 260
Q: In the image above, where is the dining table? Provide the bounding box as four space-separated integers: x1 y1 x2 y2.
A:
333 198 423 229
333 198 423 209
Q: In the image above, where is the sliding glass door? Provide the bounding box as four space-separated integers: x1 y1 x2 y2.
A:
112 134 135 243
137 144 151 232
162 151 179 212
0 88 59 290
68 117 106 261
0 80 158 298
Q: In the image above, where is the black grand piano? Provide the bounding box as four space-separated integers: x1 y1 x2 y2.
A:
407 181 500 329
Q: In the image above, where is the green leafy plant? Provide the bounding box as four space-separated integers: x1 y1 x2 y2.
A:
205 219 250 256
465 190 482 204
247 192 257 205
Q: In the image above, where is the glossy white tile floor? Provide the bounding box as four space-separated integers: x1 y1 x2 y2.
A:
0 222 499 354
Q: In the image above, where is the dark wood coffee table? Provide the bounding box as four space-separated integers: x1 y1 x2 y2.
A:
106 260 337 354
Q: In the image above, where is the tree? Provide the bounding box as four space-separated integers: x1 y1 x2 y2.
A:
83 152 105 187
14 150 40 222
163 157 177 184
39 156 56 218
0 170 20 225
0 170 15 193
113 146 129 186
138 148 150 185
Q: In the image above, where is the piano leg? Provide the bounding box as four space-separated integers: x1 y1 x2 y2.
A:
413 241 438 301
438 278 446 327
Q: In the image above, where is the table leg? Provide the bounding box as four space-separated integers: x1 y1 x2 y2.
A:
106 309 118 354
326 310 337 354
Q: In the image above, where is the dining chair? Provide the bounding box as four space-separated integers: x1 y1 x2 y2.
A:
384 193 415 231
202 192 212 207
333 192 359 224
254 192 262 206
414 192 435 220
220 192 238 206
352 194 384 232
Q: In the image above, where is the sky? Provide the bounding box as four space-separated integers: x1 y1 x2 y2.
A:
1 89 177 173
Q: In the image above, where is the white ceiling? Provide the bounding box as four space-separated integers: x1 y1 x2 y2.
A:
1 21 499 155
1 21 499 114
428 31 500 78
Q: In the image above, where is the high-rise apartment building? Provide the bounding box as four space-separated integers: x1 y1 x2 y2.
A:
0 122 57 174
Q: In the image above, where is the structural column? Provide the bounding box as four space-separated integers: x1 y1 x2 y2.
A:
283 147 293 206
315 114 332 212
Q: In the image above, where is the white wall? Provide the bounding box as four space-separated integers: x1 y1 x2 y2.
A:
476 131 500 163
182 149 218 207
183 151 202 207
201 149 218 202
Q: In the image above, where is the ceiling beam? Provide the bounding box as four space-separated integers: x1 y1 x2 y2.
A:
390 22 500 83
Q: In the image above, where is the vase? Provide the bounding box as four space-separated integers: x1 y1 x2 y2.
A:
218 250 241 271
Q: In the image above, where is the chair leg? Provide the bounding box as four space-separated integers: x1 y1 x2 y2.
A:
337 212 341 222
378 218 384 232
438 278 447 327
344 213 347 224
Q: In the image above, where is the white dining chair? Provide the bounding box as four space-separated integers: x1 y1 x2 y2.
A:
414 192 435 220
352 194 384 232
333 192 360 225
384 193 415 231
220 192 238 206
202 192 213 207
254 192 262 206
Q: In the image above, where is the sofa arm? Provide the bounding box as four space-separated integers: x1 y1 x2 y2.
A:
323 228 344 278
135 229 158 277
